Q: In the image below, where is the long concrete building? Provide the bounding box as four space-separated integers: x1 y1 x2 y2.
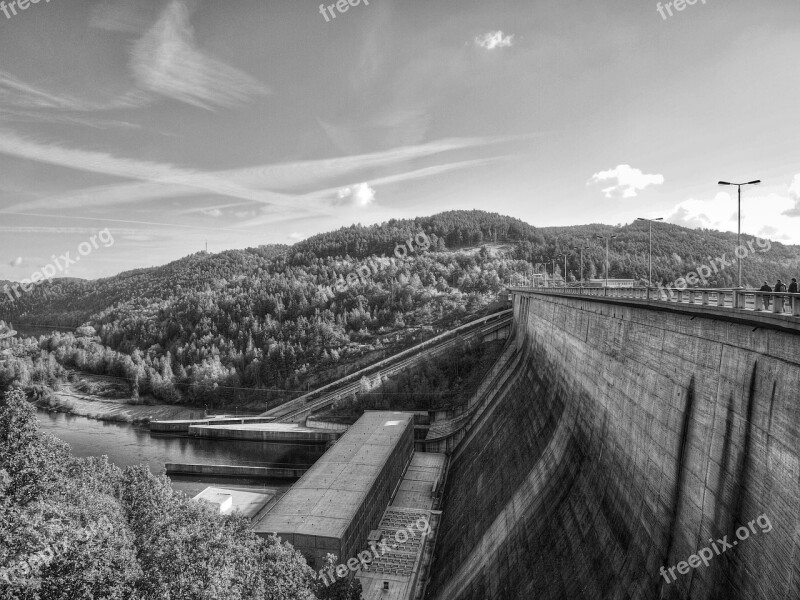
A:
254 411 415 569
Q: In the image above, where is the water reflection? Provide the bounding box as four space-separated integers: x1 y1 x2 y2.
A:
36 410 324 496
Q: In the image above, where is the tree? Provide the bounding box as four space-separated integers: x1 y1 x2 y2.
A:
0 388 69 504
313 554 363 600
0 390 321 600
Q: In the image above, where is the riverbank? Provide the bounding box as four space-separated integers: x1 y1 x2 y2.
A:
40 389 212 425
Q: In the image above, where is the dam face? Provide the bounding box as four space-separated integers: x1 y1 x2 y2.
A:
427 290 800 600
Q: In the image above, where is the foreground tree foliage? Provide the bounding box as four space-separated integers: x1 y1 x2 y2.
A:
0 388 342 599
313 555 363 600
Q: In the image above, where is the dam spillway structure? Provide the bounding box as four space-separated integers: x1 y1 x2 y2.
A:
425 288 799 600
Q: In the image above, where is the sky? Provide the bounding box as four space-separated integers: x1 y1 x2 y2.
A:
0 0 799 281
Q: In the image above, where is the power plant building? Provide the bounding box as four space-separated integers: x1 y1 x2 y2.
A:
254 411 415 568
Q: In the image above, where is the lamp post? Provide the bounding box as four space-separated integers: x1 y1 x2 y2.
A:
718 180 761 288
550 257 557 286
552 257 564 286
555 254 568 285
595 235 618 288
573 245 590 286
636 217 663 287
536 262 545 287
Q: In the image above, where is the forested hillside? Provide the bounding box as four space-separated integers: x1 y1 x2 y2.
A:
1 210 799 410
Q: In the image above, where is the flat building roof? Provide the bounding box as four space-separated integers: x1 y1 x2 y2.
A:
192 487 272 519
255 411 414 540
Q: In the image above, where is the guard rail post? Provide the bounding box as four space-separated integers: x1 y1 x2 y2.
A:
754 293 764 311
733 290 745 310
773 293 785 314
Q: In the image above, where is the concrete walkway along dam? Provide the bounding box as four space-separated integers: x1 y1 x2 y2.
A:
426 289 799 600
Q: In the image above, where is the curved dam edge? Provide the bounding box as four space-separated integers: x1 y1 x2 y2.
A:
426 290 800 600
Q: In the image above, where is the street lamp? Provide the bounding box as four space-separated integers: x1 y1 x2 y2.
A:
636 217 663 287
595 235 618 288
573 245 590 286
718 180 761 288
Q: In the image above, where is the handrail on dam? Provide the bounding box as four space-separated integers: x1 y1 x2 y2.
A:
511 285 800 329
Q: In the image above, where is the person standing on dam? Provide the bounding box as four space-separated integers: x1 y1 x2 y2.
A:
789 278 798 294
759 282 772 309
775 279 787 312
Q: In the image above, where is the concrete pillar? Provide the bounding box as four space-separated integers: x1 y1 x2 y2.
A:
701 291 709 306
754 294 764 311
793 296 800 317
773 295 784 314
717 291 727 307
735 291 746 310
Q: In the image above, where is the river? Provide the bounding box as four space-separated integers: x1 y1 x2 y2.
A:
35 411 324 497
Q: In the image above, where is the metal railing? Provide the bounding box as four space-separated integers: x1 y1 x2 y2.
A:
511 286 800 318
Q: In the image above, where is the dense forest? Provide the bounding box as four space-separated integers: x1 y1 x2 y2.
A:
1 210 799 410
0 388 360 600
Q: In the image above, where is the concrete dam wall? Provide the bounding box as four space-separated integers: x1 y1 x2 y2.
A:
427 290 799 600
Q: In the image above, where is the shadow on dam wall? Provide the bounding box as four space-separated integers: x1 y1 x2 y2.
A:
426 292 800 600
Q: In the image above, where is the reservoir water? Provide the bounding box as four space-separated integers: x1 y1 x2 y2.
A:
35 411 324 497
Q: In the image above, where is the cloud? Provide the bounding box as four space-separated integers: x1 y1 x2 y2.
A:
666 188 799 243
0 71 148 112
0 212 244 233
3 136 521 216
130 0 269 109
0 129 306 210
0 108 141 130
782 173 800 216
474 31 514 50
323 158 508 209
0 226 142 235
288 232 304 241
588 164 665 198
201 208 223 217
9 257 22 267
336 183 376 207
